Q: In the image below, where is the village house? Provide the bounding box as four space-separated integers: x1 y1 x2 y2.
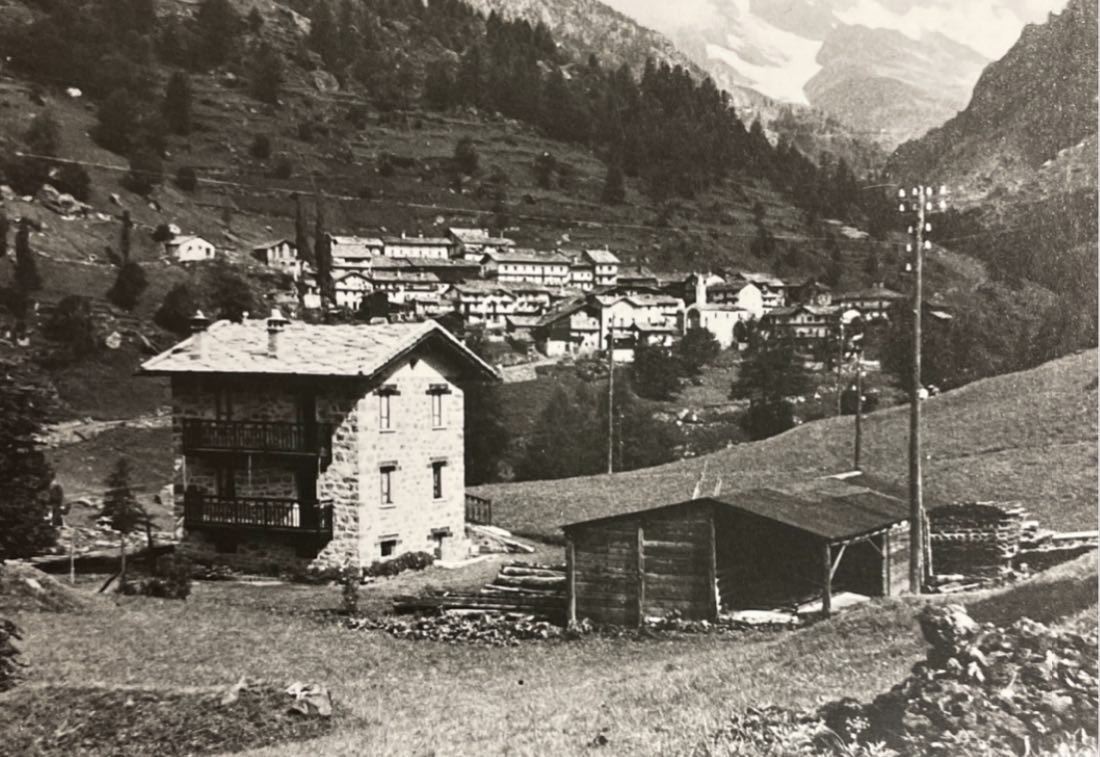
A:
616 264 660 291
833 284 907 321
787 277 834 307
534 292 685 360
166 235 216 262
684 275 751 349
481 249 571 287
383 233 453 260
704 279 766 320
447 227 516 262
760 303 845 342
735 272 788 312
140 313 499 572
329 235 384 269
568 256 595 291
442 282 519 330
251 238 301 280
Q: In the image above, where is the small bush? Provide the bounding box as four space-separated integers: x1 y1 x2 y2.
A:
377 155 395 177
347 105 368 129
174 165 198 191
364 550 434 578
340 565 359 616
54 163 92 201
121 554 193 599
152 223 174 243
272 157 293 179
249 134 272 159
123 148 163 196
297 120 314 142
0 618 23 692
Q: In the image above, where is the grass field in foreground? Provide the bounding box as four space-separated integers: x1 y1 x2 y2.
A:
3 552 1094 756
475 350 1099 541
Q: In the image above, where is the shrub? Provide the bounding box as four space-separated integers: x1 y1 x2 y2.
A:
340 564 359 616
249 134 271 159
377 155 395 177
54 163 91 201
123 148 163 195
152 223 174 243
107 261 148 310
24 110 61 157
154 282 199 335
148 554 193 599
43 294 97 357
174 165 198 191
272 156 293 179
453 136 478 176
347 104 368 129
297 120 314 142
364 551 434 578
0 619 23 692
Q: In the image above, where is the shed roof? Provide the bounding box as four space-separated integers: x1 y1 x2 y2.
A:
562 477 908 543
140 319 499 381
583 248 620 265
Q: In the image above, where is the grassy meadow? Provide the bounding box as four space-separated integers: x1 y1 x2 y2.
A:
3 550 1094 756
475 349 1099 541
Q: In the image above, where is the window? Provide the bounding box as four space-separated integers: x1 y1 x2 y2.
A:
377 384 398 430
431 393 444 428
428 384 450 428
431 461 445 499
380 538 398 557
380 465 395 505
379 394 391 429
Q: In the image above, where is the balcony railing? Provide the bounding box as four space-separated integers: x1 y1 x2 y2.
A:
181 419 327 455
465 493 492 526
183 490 333 535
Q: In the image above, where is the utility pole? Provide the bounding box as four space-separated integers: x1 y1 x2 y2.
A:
853 347 863 471
898 184 947 594
607 316 615 474
835 320 845 416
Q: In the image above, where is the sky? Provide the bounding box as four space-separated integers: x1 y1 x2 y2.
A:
603 0 1070 60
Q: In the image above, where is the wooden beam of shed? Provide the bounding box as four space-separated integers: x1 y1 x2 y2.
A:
829 543 849 582
829 525 897 549
565 538 577 627
707 511 719 621
636 524 646 628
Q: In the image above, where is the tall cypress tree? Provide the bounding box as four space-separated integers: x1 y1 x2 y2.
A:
14 219 41 294
313 192 332 308
163 71 192 135
294 193 313 265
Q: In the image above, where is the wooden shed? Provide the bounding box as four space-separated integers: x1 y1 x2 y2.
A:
562 478 912 626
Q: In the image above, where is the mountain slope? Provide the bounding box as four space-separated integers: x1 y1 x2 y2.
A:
476 350 1099 539
888 0 1098 204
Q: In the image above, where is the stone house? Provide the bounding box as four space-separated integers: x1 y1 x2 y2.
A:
329 235 384 269
166 235 216 262
251 238 301 280
447 227 516 262
480 249 571 287
140 313 499 572
833 285 906 321
383 233 453 260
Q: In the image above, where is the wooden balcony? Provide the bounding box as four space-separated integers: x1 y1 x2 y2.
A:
183 490 333 535
181 419 328 456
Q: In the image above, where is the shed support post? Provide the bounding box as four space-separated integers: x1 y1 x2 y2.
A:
565 538 576 627
822 542 833 618
706 511 719 621
636 524 645 628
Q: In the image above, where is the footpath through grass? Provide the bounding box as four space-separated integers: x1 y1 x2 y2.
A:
4 551 1094 755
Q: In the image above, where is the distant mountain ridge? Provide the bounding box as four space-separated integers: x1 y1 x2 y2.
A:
887 0 1098 204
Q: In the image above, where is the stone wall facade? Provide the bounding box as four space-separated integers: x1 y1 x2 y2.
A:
170 348 469 574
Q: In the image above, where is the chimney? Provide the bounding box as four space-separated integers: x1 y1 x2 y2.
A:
266 307 289 357
695 273 707 306
189 310 210 361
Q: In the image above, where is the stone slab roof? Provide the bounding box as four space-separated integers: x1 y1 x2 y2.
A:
141 319 498 380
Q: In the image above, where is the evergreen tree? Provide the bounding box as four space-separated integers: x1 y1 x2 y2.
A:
163 71 192 135
677 326 721 376
250 42 283 104
101 457 149 585
824 233 843 287
107 261 148 310
24 110 61 157
863 238 881 280
0 370 57 560
93 89 138 154
202 258 256 322
631 343 681 400
517 384 603 480
195 0 240 67
461 332 510 485
601 160 625 205
0 209 8 259
247 7 264 33
14 219 41 294
124 147 163 195
453 137 479 176
155 282 200 335
423 61 454 111
119 210 133 264
44 294 98 358
611 389 681 471
533 152 555 189
731 335 816 440
314 193 333 307
308 0 339 70
294 192 313 265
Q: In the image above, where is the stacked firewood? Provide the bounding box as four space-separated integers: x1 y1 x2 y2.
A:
348 612 563 646
392 562 566 623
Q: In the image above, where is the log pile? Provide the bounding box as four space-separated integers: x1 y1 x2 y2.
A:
391 563 566 623
929 501 1025 578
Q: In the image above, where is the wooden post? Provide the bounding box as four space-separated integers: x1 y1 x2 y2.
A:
565 537 577 626
822 541 832 618
635 524 645 627
909 188 926 594
706 511 719 621
854 358 863 471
